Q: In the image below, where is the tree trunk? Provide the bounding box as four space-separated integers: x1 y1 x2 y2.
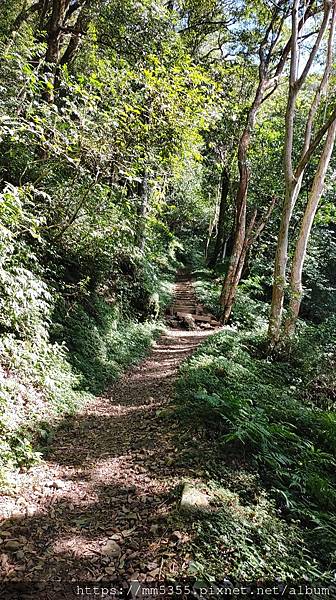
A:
137 174 149 252
43 0 91 99
209 167 229 267
221 238 248 323
218 1 314 324
42 0 69 102
268 0 300 345
221 208 257 322
221 236 228 260
219 134 249 313
9 1 40 37
219 116 258 316
222 194 277 323
220 77 266 318
268 180 301 343
205 192 218 260
220 209 246 316
268 0 335 346
46 0 69 64
284 119 336 337
60 5 91 67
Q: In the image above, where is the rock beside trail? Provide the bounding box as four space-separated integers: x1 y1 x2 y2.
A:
180 483 210 512
4 540 21 552
101 540 122 557
183 314 196 330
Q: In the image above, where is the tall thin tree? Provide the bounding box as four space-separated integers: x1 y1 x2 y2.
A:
220 0 316 323
268 0 336 345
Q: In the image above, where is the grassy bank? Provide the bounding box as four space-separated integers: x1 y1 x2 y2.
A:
175 275 336 582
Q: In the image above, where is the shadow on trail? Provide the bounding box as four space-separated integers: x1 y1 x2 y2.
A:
0 328 217 591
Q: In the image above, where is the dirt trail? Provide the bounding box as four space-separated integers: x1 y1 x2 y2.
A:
0 280 217 593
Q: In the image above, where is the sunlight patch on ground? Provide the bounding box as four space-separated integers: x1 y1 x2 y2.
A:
108 402 162 414
53 534 99 557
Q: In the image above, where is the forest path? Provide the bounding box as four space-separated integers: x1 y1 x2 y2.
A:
0 280 218 593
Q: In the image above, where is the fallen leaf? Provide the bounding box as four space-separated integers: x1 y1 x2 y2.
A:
148 568 160 578
122 528 135 537
105 566 115 575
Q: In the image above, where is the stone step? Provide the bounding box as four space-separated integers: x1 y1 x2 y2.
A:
168 276 219 328
194 314 212 322
174 293 195 296
173 303 196 309
175 311 212 322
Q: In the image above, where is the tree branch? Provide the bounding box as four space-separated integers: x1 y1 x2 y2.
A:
301 1 336 155
251 195 277 242
10 1 40 34
296 0 332 91
295 104 336 180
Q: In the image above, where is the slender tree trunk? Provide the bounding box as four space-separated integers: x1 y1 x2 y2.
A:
284 120 336 337
220 78 266 318
268 179 301 343
268 0 335 346
268 0 302 344
219 134 250 311
209 167 229 267
220 212 246 314
205 192 218 260
221 208 257 322
42 0 69 102
222 195 277 323
9 1 40 37
59 6 91 67
219 1 315 323
46 0 69 63
137 174 149 252
221 236 228 260
222 245 249 323
220 100 260 316
43 0 91 99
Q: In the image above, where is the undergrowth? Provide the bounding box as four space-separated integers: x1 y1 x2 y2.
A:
0 301 164 481
53 294 166 395
193 271 269 329
0 184 172 480
176 276 336 581
186 470 320 582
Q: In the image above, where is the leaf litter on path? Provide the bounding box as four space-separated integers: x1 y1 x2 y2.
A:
0 292 217 587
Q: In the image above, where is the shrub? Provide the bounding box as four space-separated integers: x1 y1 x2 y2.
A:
56 297 163 394
176 324 336 577
0 185 167 479
193 273 269 328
